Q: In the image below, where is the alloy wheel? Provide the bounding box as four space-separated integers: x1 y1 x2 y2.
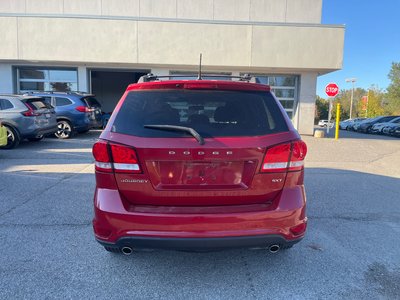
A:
7 128 15 144
55 121 72 139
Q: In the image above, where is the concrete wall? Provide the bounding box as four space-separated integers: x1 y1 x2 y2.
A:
0 0 322 23
0 16 344 73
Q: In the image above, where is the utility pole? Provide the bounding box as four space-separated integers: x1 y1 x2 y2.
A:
345 78 356 119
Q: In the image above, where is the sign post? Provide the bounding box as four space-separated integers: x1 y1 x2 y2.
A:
325 83 339 135
335 103 341 140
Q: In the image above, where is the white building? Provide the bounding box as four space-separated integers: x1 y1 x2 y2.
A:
0 0 344 134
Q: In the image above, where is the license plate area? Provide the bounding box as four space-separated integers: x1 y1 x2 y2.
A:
146 160 257 190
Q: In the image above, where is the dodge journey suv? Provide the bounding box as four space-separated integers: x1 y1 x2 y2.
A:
92 75 307 255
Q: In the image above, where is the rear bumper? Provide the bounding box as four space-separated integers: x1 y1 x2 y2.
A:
90 119 102 129
97 235 303 251
93 185 307 250
23 124 58 138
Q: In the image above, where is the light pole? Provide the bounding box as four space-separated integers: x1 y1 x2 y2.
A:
345 78 357 119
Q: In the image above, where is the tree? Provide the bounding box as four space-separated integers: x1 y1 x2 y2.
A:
314 96 329 123
358 87 385 118
330 87 367 119
385 62 400 114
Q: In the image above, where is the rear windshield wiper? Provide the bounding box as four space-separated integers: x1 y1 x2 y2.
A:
144 124 205 145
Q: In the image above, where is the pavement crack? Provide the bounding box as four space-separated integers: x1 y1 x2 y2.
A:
367 149 400 164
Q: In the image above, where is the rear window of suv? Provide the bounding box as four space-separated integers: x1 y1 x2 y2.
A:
23 98 53 110
82 97 101 108
112 90 288 138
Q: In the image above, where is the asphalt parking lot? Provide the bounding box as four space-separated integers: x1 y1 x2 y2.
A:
1 130 399 299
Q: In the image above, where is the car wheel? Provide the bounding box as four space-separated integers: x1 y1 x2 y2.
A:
1 126 20 149
366 126 372 134
28 136 43 142
55 120 74 139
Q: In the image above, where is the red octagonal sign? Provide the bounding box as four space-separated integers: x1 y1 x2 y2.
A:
325 83 339 97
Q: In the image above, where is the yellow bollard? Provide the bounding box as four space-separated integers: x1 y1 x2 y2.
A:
335 103 340 140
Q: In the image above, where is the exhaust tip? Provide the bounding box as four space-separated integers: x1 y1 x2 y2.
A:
268 244 280 253
121 246 133 255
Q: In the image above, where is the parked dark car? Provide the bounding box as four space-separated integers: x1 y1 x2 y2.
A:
382 122 400 137
27 92 102 139
372 116 400 134
0 95 57 148
358 116 400 133
92 75 308 255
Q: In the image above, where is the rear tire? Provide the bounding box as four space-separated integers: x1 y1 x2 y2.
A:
55 120 74 139
28 136 43 142
1 126 20 149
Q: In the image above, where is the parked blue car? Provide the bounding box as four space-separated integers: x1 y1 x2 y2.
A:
27 92 102 138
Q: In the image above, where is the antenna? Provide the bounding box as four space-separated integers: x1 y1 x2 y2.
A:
197 53 202 80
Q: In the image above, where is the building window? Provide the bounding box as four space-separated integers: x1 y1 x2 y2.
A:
17 68 78 93
241 74 299 119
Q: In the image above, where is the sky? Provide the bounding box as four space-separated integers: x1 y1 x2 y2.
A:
317 0 400 97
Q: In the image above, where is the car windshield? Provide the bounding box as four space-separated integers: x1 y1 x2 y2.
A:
112 90 289 138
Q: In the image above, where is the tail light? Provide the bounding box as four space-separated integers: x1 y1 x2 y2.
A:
110 144 140 173
92 140 112 172
261 140 307 173
92 140 141 173
289 140 307 171
21 110 41 117
22 103 41 116
75 106 93 113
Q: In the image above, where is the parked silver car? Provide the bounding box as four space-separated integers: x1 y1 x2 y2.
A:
0 95 57 149
340 118 366 130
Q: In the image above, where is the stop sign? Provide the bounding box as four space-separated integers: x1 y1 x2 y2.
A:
325 83 339 97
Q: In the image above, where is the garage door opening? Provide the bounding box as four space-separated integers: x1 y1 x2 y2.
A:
90 70 148 114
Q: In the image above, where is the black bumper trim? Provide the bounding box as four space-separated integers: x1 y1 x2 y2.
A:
96 235 303 251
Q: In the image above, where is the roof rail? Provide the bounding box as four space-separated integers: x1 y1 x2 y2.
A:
137 73 260 83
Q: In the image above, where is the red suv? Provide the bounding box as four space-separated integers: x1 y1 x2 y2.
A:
92 75 307 255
